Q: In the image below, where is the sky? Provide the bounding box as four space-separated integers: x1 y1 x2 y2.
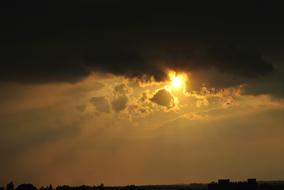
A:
1 1 284 187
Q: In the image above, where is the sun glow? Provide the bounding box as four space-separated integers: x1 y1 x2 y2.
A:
168 71 187 90
172 76 183 88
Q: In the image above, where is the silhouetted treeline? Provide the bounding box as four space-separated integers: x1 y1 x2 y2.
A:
2 179 284 190
0 183 195 190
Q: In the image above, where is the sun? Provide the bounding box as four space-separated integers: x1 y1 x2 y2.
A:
172 76 183 88
168 71 187 90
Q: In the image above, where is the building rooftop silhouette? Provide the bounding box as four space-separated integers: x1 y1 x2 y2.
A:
208 179 257 190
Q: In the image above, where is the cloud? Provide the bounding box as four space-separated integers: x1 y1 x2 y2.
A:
150 89 175 108
241 61 284 98
90 96 110 113
0 1 277 86
111 95 128 112
125 91 155 119
113 83 132 95
110 83 132 112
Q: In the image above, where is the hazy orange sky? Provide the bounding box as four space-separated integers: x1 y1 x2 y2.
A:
1 70 284 186
1 1 284 187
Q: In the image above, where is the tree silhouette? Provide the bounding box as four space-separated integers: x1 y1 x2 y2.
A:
6 182 14 190
16 184 37 190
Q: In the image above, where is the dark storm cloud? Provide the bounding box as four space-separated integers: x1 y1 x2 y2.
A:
0 1 281 83
242 61 284 97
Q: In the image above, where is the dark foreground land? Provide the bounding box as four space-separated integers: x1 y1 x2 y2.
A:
2 179 284 190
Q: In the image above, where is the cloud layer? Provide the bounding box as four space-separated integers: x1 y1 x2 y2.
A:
0 1 279 84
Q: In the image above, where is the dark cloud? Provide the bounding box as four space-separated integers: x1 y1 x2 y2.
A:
242 62 284 97
0 1 281 84
151 89 175 108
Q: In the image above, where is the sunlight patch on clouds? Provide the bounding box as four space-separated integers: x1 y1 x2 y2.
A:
76 73 284 125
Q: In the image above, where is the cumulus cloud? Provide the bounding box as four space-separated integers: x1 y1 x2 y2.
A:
90 96 110 113
111 95 128 112
150 89 175 108
113 83 132 95
125 91 156 119
110 83 132 112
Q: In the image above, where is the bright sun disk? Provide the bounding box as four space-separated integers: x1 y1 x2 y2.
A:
172 76 182 88
168 71 187 90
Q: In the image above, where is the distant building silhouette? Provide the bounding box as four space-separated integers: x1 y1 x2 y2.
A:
208 179 257 190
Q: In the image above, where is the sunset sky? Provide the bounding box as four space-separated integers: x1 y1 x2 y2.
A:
1 1 284 186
